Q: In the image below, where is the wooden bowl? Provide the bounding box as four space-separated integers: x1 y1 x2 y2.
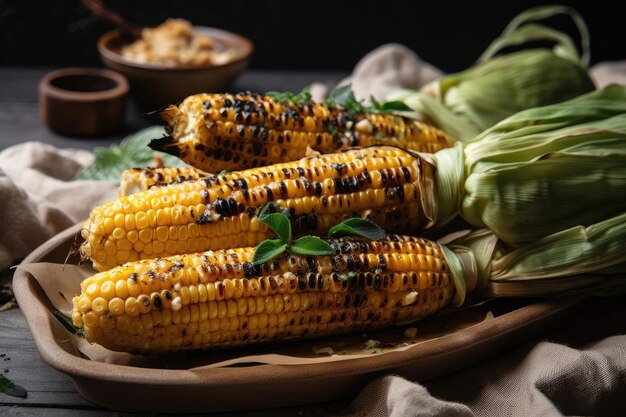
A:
98 27 253 111
39 68 128 137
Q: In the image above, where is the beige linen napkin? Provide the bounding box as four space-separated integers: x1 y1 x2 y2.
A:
342 333 626 416
312 43 624 101
310 43 443 102
0 142 117 270
590 60 626 88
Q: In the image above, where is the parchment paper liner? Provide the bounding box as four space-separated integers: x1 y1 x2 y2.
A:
18 262 496 370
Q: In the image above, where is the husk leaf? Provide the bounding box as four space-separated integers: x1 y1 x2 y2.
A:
391 6 594 140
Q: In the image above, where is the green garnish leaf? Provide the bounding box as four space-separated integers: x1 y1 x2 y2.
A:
370 95 383 111
252 239 288 265
262 213 291 243
219 170 228 179
328 218 387 240
290 236 334 256
0 374 27 398
258 203 291 242
370 95 411 112
75 126 186 181
326 84 365 117
53 310 81 336
378 100 413 112
326 85 412 117
266 86 312 104
257 203 273 219
326 84 355 108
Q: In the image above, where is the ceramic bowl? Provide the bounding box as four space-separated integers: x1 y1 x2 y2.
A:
98 27 253 111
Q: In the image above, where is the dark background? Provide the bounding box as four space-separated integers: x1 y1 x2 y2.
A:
0 0 623 72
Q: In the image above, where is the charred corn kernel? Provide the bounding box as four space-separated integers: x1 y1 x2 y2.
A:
81 147 437 271
153 92 452 172
120 167 200 195
73 235 453 353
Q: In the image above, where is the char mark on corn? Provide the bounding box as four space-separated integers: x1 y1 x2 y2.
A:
119 167 204 196
150 92 452 172
72 235 454 353
80 146 435 271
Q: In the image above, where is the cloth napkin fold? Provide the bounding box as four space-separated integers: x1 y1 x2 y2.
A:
310 43 443 102
343 332 626 416
1 43 625 417
0 142 117 270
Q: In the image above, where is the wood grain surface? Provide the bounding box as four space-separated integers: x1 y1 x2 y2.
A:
0 68 346 151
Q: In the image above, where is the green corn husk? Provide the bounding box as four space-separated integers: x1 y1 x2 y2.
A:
441 211 626 305
419 85 626 305
411 86 626 247
447 85 626 246
390 6 595 141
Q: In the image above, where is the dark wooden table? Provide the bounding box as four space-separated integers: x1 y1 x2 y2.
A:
0 67 350 416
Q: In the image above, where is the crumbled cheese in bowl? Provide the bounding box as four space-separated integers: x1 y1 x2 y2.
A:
121 19 236 67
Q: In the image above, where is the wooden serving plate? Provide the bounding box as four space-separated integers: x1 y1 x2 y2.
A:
13 223 585 413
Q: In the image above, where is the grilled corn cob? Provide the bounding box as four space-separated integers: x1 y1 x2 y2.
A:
119 167 203 196
150 92 452 172
72 235 453 353
80 146 436 271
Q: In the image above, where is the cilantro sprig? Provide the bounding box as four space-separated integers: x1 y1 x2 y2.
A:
252 203 387 265
266 86 312 105
325 84 412 117
265 84 411 118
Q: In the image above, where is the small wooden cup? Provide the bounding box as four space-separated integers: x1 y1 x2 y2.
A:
39 68 129 137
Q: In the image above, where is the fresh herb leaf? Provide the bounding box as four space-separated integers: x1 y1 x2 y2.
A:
290 236 334 256
266 86 312 104
326 84 366 117
252 239 288 265
257 202 273 220
328 218 387 240
370 95 384 112
75 126 186 181
53 311 80 335
378 101 412 112
0 374 27 398
219 170 228 179
258 203 291 242
252 204 385 264
326 84 355 108
326 85 412 117
260 214 291 243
